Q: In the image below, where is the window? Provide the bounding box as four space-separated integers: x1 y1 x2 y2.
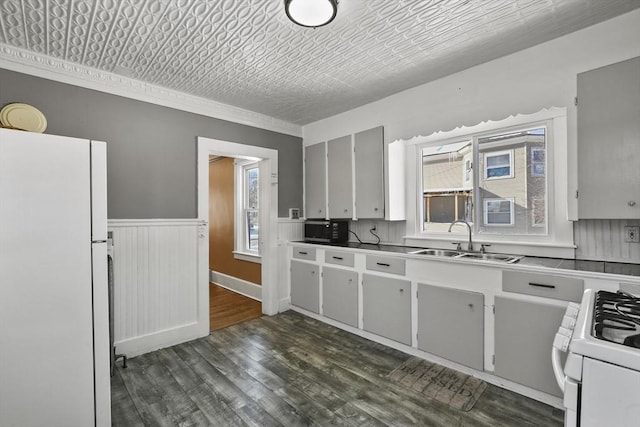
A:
421 124 548 236
234 159 261 261
484 150 513 179
243 164 259 253
484 198 514 225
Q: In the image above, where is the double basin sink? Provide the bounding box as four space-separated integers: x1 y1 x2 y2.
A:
409 248 522 264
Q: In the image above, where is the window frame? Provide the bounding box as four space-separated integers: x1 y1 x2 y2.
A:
483 149 514 180
404 108 573 258
234 159 261 263
483 198 515 226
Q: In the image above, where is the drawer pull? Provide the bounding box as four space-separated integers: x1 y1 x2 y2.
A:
298 251 308 255
376 262 391 267
332 256 343 260
529 282 556 289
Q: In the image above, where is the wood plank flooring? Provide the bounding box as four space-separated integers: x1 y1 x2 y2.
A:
209 283 262 331
112 311 564 426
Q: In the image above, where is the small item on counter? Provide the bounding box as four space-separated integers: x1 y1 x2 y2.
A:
0 103 47 133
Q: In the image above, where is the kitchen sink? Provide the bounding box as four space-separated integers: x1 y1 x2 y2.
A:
409 249 463 257
409 248 522 263
456 252 522 263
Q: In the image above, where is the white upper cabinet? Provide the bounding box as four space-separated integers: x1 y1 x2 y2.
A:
577 56 640 219
328 135 354 219
305 126 386 220
305 142 327 219
355 126 385 219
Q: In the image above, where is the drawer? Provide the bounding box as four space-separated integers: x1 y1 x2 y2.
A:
502 270 584 302
325 250 355 267
292 246 316 261
366 255 406 276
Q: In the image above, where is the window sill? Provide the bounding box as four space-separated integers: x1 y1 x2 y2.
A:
233 251 262 264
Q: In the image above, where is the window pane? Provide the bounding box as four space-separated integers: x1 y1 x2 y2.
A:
246 210 259 251
246 167 259 209
486 154 510 167
421 141 473 232
477 127 546 234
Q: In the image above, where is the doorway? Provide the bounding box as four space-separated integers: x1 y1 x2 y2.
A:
196 137 279 336
208 155 262 330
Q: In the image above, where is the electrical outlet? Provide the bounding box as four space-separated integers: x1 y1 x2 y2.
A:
624 226 640 243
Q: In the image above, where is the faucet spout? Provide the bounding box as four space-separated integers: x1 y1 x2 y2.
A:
448 220 473 252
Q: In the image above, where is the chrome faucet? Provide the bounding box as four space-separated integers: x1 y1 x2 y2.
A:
448 220 473 252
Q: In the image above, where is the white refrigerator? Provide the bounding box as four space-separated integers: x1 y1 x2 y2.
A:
0 128 111 427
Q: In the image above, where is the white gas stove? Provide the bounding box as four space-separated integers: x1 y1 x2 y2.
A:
553 289 640 426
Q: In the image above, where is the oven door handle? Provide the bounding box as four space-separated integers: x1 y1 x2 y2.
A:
551 347 566 392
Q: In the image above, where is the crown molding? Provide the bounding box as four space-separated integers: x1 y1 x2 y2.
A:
0 44 302 137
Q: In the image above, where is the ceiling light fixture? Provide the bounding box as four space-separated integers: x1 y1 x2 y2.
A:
284 0 338 28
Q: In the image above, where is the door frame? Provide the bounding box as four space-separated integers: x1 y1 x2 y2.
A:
197 137 279 335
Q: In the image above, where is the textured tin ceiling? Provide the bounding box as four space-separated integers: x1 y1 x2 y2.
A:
0 0 638 125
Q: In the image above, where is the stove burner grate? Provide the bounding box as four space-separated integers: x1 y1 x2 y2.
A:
593 290 640 349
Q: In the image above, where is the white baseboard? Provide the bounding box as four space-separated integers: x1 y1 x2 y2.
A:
114 321 207 359
279 298 292 313
210 270 262 301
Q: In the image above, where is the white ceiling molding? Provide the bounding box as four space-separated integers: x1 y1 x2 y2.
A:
0 43 302 137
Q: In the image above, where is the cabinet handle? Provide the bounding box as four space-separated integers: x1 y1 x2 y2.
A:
529 282 555 289
376 262 391 267
468 303 474 309
344 208 348 213
298 251 308 255
629 200 637 207
374 207 378 211
399 288 404 294
332 256 343 260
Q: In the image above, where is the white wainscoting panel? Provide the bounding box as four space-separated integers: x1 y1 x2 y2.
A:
575 219 640 263
109 219 204 357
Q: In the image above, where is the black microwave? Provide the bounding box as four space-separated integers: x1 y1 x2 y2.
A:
304 220 349 243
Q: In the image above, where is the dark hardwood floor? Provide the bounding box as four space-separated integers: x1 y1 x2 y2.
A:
112 311 564 426
209 283 262 331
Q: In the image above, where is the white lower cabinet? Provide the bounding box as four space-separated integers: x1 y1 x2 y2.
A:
494 296 565 397
417 284 484 371
322 267 358 327
290 260 320 313
362 273 412 345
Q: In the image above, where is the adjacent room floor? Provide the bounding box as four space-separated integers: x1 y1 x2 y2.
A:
111 311 564 426
209 282 262 331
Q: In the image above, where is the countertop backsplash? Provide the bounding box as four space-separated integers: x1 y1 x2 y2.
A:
575 219 640 264
346 219 640 265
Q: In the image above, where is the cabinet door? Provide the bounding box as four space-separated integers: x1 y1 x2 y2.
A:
305 142 327 219
322 267 358 327
494 296 565 397
362 273 411 345
290 260 319 313
355 126 384 218
417 284 484 371
577 57 640 218
327 135 353 219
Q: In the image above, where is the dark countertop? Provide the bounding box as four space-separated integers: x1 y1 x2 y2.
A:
294 241 640 278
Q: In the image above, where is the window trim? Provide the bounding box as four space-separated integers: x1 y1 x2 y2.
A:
403 107 574 258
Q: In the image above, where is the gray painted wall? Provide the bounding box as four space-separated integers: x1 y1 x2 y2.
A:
0 69 303 218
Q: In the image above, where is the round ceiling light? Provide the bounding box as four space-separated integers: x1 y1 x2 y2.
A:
284 0 338 28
